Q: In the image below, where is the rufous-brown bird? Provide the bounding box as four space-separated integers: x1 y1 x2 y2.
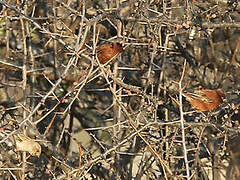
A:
183 89 225 112
97 42 123 64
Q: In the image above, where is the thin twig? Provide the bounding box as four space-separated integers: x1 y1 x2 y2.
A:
178 60 190 179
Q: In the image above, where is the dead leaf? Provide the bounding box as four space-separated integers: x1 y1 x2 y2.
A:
14 134 41 157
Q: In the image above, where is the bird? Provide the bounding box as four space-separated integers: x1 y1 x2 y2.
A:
96 42 123 64
183 89 225 112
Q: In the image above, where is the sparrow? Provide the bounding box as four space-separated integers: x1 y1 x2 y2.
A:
183 89 225 112
96 42 123 64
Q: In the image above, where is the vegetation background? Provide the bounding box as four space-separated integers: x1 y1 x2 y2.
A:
0 0 240 179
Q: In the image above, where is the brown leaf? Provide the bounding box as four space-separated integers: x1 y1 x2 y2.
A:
14 134 41 157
